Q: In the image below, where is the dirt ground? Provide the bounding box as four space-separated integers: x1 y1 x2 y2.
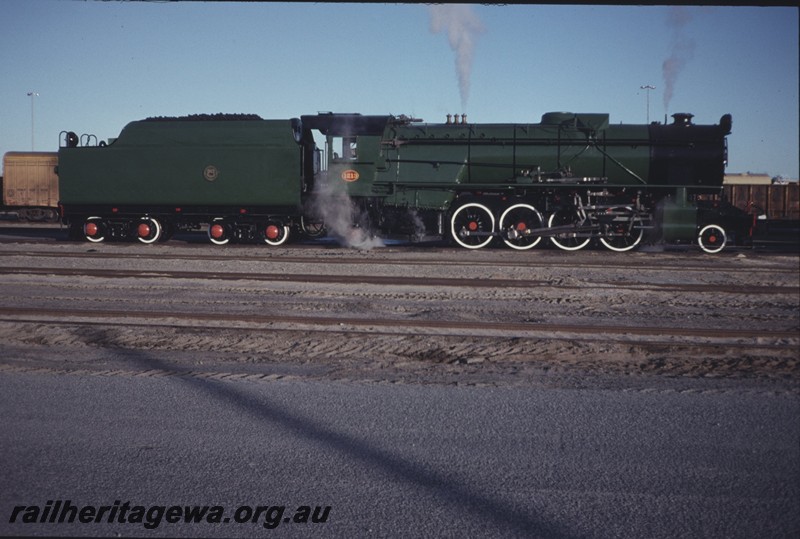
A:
0 237 798 393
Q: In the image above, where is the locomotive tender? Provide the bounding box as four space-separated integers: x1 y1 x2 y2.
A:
58 114 318 245
57 110 745 252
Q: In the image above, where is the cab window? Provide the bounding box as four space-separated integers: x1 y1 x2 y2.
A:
331 136 357 161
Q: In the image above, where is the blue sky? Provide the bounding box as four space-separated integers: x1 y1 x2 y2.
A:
1 2 798 178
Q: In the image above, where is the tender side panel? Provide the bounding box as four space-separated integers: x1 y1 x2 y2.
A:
58 120 303 209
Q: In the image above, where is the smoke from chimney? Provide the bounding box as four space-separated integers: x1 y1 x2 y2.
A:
662 6 696 113
428 4 485 111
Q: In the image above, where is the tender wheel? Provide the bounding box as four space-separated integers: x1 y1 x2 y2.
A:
698 224 727 253
499 203 544 250
598 208 645 252
208 218 231 245
261 222 290 246
83 216 106 243
450 202 495 249
136 217 162 244
548 208 591 251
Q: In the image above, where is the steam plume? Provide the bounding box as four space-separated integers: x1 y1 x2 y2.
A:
428 4 485 110
662 6 696 113
310 179 384 250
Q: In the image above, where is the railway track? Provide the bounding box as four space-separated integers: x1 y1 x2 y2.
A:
0 265 797 296
0 305 796 347
1 246 798 275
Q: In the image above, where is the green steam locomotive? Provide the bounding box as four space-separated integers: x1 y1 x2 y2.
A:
301 111 743 252
57 110 747 252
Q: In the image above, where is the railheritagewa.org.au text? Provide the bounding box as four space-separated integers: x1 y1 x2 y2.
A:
8 500 331 530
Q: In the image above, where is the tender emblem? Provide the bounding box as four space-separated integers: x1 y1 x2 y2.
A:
203 165 219 182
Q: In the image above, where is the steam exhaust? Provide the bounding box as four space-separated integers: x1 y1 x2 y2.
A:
310 179 384 250
428 4 485 111
662 6 696 113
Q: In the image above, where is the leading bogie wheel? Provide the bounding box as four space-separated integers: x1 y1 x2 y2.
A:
499 203 544 250
698 224 727 253
450 202 495 249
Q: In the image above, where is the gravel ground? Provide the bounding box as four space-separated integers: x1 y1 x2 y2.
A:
0 238 797 393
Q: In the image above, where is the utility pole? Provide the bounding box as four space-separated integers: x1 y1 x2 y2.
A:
27 91 39 150
639 85 655 124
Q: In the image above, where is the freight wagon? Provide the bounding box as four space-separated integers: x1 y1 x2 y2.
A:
1 151 59 221
721 183 799 221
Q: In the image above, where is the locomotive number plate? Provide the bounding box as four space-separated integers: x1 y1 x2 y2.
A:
341 169 360 182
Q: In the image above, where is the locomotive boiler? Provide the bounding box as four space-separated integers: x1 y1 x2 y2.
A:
302 111 742 252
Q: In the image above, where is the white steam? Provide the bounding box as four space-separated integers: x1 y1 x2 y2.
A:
310 179 384 250
428 4 485 111
662 6 696 113
407 210 427 240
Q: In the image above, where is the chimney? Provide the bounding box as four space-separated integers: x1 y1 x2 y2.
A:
461 114 467 124
446 114 452 125
672 113 694 126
